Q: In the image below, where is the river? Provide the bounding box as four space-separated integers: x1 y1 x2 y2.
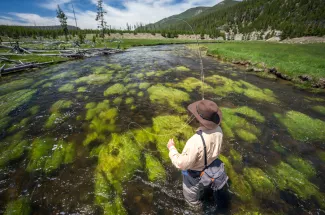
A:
0 45 324 214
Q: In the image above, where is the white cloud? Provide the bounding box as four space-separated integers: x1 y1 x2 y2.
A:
0 0 223 29
39 0 73 10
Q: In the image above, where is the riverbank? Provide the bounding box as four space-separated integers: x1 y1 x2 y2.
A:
202 42 325 90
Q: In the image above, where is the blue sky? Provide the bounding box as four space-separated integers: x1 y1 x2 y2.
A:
0 0 222 29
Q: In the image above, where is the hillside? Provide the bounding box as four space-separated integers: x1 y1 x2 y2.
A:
144 0 325 40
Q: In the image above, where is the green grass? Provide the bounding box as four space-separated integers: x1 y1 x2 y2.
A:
1 54 67 69
80 38 220 49
204 41 325 80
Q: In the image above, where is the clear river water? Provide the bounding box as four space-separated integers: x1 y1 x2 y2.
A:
0 45 325 214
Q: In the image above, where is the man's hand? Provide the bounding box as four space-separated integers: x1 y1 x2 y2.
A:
167 138 175 150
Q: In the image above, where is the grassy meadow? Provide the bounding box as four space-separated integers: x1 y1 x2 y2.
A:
203 42 325 81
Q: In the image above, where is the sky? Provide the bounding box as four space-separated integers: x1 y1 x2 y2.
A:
0 0 222 29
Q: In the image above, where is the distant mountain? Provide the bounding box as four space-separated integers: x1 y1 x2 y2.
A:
146 0 240 30
143 0 325 40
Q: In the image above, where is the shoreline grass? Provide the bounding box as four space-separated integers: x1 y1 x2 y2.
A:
203 41 325 83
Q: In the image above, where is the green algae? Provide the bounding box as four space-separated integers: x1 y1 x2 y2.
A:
272 141 286 154
44 141 75 173
286 156 316 178
50 100 73 113
125 97 134 105
129 128 155 148
45 113 62 128
145 153 166 182
237 129 258 143
75 74 111 85
104 84 126 96
83 101 117 145
77 87 87 93
152 115 193 162
219 154 252 201
205 75 278 103
0 78 33 95
113 97 123 105
42 82 53 88
0 132 28 167
50 72 74 80
221 107 262 143
269 161 324 206
243 167 275 194
146 71 155 77
103 196 127 215
28 105 40 115
312 105 325 115
274 111 325 142
0 117 10 131
317 151 325 162
175 77 214 94
139 82 151 89
93 66 114 75
27 138 54 172
58 83 74 92
176 66 190 72
137 92 144 97
135 73 144 79
27 138 75 173
94 133 141 212
4 197 31 215
107 63 122 70
230 148 242 163
0 89 36 125
8 117 30 132
148 84 190 112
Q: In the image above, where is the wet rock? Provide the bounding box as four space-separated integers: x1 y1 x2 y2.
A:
268 68 292 81
246 67 264 72
298 75 313 82
312 78 325 88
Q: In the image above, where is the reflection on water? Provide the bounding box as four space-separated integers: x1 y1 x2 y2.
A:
0 45 325 214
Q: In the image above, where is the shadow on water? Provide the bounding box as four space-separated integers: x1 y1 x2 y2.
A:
0 45 325 214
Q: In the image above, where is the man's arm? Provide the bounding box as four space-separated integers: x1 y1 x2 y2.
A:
167 137 198 170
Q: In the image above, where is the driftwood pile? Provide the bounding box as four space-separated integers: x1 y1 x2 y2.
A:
0 41 123 76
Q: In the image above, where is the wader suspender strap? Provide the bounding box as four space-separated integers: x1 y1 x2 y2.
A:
197 130 207 170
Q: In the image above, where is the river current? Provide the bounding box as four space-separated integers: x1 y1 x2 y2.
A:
0 45 324 214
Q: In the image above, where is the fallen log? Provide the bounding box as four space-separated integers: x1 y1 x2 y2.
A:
0 57 20 64
1 60 67 75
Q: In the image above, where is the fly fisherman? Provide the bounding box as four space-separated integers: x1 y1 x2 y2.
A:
167 100 229 206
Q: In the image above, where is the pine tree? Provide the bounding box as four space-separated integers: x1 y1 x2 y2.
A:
56 5 69 41
96 0 107 38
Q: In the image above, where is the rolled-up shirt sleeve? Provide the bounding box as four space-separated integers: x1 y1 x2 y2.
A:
168 136 198 170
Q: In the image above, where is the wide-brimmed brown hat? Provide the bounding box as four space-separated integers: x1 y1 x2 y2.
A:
187 100 222 129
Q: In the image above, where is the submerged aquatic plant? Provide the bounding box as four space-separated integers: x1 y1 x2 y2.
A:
148 84 190 112
83 101 118 145
176 66 190 72
286 156 316 178
50 100 73 113
104 84 126 96
0 78 33 95
4 197 31 215
145 153 167 182
26 138 75 173
0 89 36 130
174 77 214 93
205 75 278 103
269 161 324 207
274 111 325 142
58 83 74 92
75 74 111 85
243 167 275 194
219 155 252 201
77 87 87 93
0 132 28 167
312 105 325 116
152 115 193 162
221 107 262 143
94 133 141 213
